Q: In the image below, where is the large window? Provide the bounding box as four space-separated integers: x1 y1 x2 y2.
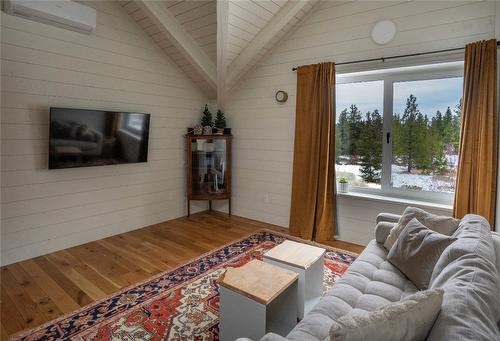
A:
335 63 463 204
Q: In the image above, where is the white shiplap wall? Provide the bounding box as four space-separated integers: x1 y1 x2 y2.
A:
225 0 497 244
0 1 208 265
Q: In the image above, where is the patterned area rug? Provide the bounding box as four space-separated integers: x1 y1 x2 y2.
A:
12 230 357 341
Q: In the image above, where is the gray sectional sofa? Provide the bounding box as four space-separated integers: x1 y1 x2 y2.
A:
261 213 500 341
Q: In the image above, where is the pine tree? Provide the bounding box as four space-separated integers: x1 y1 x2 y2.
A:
201 104 213 127
442 106 454 145
400 95 420 173
358 110 383 183
335 128 342 164
433 141 448 175
414 113 433 173
451 102 461 152
337 109 350 157
347 104 362 159
431 110 443 138
392 113 403 161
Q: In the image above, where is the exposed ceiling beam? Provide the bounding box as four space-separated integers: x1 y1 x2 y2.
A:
225 0 311 88
217 0 229 110
134 0 217 92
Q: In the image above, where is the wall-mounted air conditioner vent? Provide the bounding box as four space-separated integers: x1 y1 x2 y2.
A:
4 0 96 34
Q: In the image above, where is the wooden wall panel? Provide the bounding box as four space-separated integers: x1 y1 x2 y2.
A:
0 0 208 265
121 0 216 98
223 0 496 244
226 0 288 66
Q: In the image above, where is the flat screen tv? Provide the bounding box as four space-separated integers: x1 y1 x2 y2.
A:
49 108 150 169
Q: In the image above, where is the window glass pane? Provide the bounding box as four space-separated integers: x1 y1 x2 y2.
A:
391 77 462 193
335 81 384 189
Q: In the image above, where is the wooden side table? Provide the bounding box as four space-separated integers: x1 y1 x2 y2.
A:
263 240 325 319
217 260 298 341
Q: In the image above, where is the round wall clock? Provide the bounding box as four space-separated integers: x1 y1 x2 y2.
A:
275 90 288 103
371 20 397 45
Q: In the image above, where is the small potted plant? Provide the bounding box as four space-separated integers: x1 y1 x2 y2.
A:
338 176 349 193
201 104 213 135
214 110 226 135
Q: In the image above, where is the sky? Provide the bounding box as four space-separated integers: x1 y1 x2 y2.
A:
336 77 463 121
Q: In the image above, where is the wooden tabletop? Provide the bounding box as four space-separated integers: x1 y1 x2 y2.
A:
263 240 326 269
217 259 298 305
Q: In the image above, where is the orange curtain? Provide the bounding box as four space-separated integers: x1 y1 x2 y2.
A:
453 39 498 228
289 62 336 242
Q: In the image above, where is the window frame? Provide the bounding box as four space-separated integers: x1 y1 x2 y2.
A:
335 62 464 205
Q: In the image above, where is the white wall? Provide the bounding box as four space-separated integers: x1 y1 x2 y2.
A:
0 1 208 265
225 0 497 244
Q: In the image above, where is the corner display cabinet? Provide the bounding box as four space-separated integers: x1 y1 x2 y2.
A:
186 134 232 216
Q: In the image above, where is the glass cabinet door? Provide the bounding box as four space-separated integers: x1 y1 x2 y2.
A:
191 138 227 195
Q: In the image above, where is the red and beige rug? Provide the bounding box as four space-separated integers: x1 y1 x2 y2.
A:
12 230 357 341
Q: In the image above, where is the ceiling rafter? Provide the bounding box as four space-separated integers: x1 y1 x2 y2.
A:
134 0 217 93
121 1 319 100
217 0 229 110
225 0 314 89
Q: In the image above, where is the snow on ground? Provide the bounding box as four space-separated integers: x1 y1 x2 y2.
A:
391 165 455 193
336 163 455 193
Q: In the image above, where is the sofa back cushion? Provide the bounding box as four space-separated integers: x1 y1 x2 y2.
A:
427 214 500 341
387 219 456 290
383 207 459 250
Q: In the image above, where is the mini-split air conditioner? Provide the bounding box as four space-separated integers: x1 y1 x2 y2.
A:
4 0 96 34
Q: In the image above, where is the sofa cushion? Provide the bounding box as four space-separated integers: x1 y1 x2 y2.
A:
387 218 456 289
329 288 443 341
427 214 500 341
284 240 418 341
384 207 459 250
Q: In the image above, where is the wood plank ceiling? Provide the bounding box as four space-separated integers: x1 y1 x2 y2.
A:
120 0 318 99
121 0 217 98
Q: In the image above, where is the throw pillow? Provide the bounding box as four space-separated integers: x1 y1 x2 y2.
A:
329 288 444 341
383 206 459 250
387 218 456 289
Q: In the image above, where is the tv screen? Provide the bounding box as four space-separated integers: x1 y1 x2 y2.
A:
49 108 150 169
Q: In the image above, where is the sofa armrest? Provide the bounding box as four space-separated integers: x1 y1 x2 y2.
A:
376 213 401 224
492 231 500 276
259 333 289 341
375 221 397 244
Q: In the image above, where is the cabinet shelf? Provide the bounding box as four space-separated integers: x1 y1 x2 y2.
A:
186 134 232 216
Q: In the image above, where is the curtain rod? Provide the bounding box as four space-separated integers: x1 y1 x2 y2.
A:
291 41 500 71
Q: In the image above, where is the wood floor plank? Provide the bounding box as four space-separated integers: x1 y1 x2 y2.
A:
1 283 27 339
1 268 48 333
45 252 116 298
67 244 132 288
96 239 159 274
0 212 363 338
33 257 93 307
1 321 8 341
7 264 63 323
19 260 80 314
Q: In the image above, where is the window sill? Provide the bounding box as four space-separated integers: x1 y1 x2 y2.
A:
336 191 453 212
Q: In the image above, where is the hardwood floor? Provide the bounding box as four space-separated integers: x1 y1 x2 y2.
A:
0 212 363 339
